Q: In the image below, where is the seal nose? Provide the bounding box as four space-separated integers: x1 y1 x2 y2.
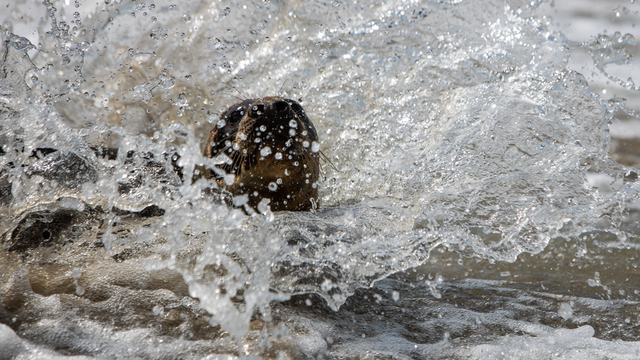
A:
261 100 295 128
272 101 289 114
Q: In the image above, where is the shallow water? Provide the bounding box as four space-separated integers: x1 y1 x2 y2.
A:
1 0 640 358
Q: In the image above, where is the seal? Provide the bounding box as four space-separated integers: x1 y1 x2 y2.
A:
203 96 320 211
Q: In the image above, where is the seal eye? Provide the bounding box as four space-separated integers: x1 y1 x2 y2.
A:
229 109 244 125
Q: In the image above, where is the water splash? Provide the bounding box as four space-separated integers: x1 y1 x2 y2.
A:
1 0 640 355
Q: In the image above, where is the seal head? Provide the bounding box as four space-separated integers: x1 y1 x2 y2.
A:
203 97 320 211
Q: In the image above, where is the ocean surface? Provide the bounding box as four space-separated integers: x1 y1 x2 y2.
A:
1 0 640 358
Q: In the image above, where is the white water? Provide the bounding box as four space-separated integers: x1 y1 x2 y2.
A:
1 0 640 358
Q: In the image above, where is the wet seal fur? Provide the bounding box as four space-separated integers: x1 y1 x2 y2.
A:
203 96 320 212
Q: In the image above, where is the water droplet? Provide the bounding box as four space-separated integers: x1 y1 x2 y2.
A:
259 125 267 132
31 76 39 84
289 129 296 136
207 37 228 55
150 27 167 40
238 133 247 141
219 7 231 18
311 141 320 153
149 4 155 10
268 182 277 191
233 194 249 206
621 33 636 45
332 0 340 7
289 120 297 128
176 93 188 107
260 147 272 156
275 152 282 160
183 14 191 22
159 74 175 89
318 49 328 59
152 305 164 316
223 174 235 185
302 141 310 148
222 61 232 73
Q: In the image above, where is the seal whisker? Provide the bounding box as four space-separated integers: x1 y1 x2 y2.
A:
278 79 288 96
319 150 338 172
209 143 233 159
220 92 245 102
224 83 248 100
229 151 246 177
231 151 244 171
219 145 233 155
207 133 239 157
213 133 237 146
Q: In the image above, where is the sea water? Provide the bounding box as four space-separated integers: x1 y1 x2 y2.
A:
1 0 640 358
